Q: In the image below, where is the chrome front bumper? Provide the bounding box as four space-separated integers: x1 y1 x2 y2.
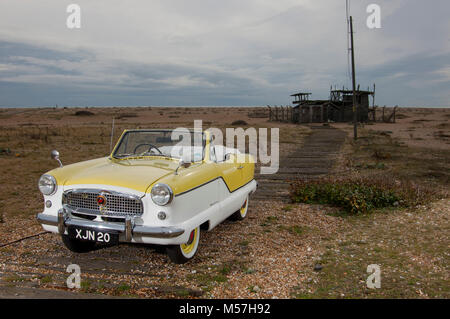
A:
36 209 184 241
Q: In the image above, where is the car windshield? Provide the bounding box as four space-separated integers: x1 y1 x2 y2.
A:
112 130 206 161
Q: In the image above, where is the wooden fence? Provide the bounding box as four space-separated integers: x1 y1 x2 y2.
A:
369 106 398 123
267 105 294 122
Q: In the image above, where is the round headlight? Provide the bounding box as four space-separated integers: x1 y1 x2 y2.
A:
151 183 173 206
38 174 57 195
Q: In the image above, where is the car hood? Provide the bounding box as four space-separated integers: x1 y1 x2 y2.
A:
49 157 177 193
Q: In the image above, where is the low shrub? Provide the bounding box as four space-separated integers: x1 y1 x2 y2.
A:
231 120 248 126
116 113 138 119
74 110 95 116
289 175 437 215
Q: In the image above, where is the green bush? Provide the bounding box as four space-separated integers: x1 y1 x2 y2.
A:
290 175 436 215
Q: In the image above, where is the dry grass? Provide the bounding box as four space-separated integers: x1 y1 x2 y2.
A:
291 124 449 298
346 128 450 190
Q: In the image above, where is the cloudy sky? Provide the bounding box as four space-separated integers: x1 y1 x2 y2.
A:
0 0 448 107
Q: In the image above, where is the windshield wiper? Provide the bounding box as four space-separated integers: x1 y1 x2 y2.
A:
113 153 175 160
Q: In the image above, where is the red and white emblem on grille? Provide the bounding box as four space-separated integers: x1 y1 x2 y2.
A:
97 194 106 206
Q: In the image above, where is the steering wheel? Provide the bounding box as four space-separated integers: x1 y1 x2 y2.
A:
133 143 163 155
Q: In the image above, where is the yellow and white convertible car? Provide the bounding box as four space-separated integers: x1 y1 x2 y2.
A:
36 129 257 263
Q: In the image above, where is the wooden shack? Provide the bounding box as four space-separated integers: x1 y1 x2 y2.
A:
328 89 374 122
289 88 374 123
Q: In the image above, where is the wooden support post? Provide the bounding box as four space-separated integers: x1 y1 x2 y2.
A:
382 106 386 122
321 105 324 122
299 107 302 123
373 83 376 108
393 106 398 123
309 106 313 123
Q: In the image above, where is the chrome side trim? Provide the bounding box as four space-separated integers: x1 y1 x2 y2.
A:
36 213 58 226
175 177 255 197
133 225 184 238
36 212 185 239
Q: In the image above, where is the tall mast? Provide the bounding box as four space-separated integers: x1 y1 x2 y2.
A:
349 16 358 140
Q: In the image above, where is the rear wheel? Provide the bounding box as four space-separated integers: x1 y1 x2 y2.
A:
166 227 200 264
61 235 96 253
229 196 249 221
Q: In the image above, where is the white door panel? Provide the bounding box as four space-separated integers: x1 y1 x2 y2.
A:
169 179 219 225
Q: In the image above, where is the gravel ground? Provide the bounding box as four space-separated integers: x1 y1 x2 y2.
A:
0 199 345 298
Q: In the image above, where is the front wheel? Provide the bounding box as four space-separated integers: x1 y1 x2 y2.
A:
166 227 200 264
61 235 96 253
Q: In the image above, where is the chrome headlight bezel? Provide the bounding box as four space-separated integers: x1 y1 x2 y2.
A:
151 183 173 206
38 174 57 196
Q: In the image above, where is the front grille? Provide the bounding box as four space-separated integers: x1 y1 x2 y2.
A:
63 189 143 218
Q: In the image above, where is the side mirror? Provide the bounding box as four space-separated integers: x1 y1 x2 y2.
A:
51 150 59 160
174 156 192 175
51 150 63 167
224 153 233 161
180 160 192 169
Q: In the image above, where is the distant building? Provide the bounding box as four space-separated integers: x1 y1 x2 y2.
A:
290 88 374 123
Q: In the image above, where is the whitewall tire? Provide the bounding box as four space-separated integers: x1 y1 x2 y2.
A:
166 226 200 264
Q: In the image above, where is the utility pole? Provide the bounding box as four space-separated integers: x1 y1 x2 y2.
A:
349 16 358 140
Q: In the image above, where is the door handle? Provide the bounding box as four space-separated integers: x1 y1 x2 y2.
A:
237 165 244 169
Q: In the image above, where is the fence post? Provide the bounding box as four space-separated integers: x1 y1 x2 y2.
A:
393 106 398 123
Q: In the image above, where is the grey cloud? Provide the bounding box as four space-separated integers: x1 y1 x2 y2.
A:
0 1 449 107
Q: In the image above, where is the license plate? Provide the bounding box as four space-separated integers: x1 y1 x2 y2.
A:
68 226 119 245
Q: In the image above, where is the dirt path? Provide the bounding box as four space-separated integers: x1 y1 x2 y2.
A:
254 125 347 202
